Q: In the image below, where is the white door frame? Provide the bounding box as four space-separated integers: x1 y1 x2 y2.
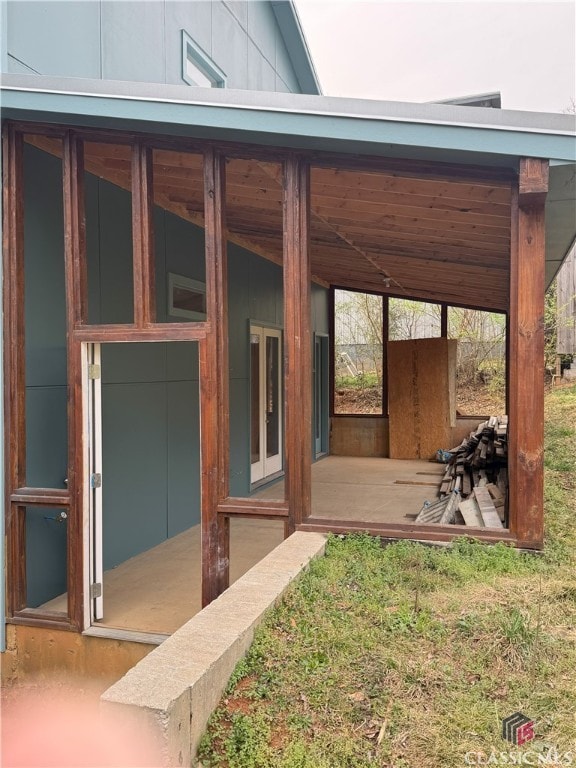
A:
84 342 103 623
250 326 283 484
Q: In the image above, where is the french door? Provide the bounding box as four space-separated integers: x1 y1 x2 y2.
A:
250 326 283 484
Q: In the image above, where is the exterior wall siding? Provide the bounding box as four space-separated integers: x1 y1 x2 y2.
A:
5 0 303 94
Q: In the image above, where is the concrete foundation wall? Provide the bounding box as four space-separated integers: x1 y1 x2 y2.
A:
101 531 327 767
1 624 155 687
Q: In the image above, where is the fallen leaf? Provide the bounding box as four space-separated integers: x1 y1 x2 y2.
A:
348 691 366 702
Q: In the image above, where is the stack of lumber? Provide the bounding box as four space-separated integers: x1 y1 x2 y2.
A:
414 416 507 528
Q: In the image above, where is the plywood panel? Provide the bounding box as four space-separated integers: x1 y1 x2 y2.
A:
388 338 457 459
330 417 389 458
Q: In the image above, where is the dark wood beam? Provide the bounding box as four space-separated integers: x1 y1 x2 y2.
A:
298 518 517 544
200 148 230 606
284 155 312 533
507 159 548 548
73 323 209 343
11 488 70 506
518 157 549 210
217 498 289 519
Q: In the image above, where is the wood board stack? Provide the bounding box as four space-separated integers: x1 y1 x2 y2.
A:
414 416 507 528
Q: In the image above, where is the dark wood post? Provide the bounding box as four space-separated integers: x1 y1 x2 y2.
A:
440 303 448 338
284 155 312 533
63 132 87 628
382 295 389 416
508 158 548 547
3 125 26 614
201 147 230 605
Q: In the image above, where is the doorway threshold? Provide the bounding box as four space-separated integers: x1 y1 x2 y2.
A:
83 625 168 646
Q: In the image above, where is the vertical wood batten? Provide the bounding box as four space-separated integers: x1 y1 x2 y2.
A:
63 134 88 326
508 159 548 547
63 132 87 628
283 156 312 533
132 143 156 327
200 148 230 605
3 126 26 613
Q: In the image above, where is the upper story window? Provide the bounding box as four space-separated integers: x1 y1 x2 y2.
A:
182 30 226 88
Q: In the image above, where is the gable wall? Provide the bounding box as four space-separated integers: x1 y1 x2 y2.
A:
4 0 302 93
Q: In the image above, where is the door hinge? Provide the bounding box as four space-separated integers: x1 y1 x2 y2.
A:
90 582 102 599
90 473 102 489
88 364 101 380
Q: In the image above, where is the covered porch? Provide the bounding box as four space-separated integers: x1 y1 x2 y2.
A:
42 456 442 636
2 74 575 643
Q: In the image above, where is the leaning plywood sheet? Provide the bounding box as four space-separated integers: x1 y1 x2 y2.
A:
473 486 504 528
388 338 457 460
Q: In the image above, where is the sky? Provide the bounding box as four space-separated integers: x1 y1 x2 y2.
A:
294 0 576 114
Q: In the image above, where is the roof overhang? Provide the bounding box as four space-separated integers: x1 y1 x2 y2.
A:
2 73 575 296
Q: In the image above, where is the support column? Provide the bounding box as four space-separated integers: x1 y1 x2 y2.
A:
201 148 230 605
63 132 87 628
440 303 448 338
2 125 25 616
382 295 389 416
508 158 548 547
284 156 312 534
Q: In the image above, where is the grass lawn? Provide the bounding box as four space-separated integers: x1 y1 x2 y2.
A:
199 386 576 768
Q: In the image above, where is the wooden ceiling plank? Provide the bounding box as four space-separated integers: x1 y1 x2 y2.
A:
312 188 509 218
311 167 512 205
309 152 515 186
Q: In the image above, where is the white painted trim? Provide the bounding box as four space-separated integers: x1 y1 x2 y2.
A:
250 326 283 484
167 272 206 321
81 343 91 631
92 344 103 620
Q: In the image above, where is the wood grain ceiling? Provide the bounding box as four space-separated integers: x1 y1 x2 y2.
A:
26 136 511 311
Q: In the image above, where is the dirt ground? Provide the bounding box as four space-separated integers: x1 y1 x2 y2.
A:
335 382 507 416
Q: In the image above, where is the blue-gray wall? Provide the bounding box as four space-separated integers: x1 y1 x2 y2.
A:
4 0 302 93
23 142 329 604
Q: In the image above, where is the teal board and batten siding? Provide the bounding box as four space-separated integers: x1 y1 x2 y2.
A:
21 144 328 603
4 0 304 94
